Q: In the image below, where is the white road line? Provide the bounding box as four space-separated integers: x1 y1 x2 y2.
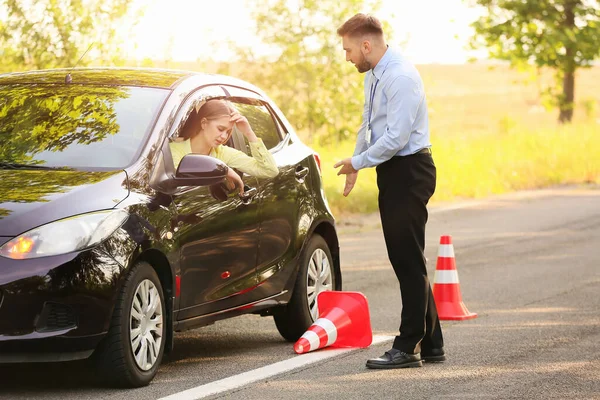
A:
158 335 394 400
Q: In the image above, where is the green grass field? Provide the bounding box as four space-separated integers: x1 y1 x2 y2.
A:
314 122 600 216
311 64 600 216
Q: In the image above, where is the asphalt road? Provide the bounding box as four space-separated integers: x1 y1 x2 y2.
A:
1 185 599 400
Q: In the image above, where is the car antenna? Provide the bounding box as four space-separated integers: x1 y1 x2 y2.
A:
65 41 95 84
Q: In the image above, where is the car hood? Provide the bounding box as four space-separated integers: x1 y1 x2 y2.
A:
0 169 129 236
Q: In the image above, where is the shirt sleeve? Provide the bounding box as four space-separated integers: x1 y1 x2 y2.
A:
351 75 423 170
217 139 279 178
353 74 371 158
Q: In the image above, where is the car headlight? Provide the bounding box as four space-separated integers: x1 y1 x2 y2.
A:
0 209 129 260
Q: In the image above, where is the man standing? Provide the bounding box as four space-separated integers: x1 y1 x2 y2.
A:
334 13 445 369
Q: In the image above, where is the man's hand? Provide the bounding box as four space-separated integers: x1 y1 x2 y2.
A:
333 158 359 197
334 158 358 176
342 172 358 197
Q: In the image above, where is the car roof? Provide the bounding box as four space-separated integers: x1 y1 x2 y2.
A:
0 67 259 91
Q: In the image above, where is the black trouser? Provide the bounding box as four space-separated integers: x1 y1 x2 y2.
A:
376 152 443 354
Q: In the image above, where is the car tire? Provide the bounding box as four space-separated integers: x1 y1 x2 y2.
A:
94 261 166 387
274 234 335 342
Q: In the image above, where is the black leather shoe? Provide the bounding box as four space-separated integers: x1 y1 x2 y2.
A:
366 348 422 369
421 348 446 362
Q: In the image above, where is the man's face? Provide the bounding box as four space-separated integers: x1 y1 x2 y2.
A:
342 35 371 73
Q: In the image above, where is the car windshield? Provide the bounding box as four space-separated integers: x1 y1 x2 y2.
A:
0 84 169 170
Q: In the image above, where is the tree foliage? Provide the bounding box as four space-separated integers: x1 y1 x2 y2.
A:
0 85 126 164
228 0 387 143
0 0 135 73
468 0 600 123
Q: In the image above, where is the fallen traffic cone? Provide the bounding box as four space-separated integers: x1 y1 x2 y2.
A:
294 291 372 354
432 235 477 321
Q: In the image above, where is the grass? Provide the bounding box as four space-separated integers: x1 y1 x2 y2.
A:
309 64 600 216
314 122 600 216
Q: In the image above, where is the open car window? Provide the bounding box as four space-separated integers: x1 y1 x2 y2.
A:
168 86 226 141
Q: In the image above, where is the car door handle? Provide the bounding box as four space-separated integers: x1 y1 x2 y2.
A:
238 186 257 205
295 166 309 181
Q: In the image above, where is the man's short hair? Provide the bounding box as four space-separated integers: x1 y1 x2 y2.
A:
337 13 384 38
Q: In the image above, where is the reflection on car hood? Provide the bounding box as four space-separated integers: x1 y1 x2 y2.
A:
0 169 129 236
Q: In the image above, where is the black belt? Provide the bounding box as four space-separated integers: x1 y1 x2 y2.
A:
385 148 432 165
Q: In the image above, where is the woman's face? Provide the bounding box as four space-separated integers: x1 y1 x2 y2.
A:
201 116 233 147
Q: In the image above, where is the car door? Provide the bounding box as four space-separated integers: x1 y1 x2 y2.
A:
221 87 315 297
167 87 261 320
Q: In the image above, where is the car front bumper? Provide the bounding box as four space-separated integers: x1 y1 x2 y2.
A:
0 239 130 362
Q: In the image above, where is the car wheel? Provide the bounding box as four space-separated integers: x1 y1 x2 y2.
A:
94 261 166 387
274 234 335 342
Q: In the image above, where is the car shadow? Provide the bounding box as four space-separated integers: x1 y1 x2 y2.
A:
0 323 291 393
162 328 290 365
0 359 102 391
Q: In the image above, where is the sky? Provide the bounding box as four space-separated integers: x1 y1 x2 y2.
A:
125 0 487 64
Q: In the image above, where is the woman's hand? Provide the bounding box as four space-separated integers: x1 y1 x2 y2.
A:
226 167 244 195
230 112 258 142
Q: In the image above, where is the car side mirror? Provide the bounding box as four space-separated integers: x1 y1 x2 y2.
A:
174 154 228 187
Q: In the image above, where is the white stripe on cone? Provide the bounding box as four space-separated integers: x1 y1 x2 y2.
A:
313 318 338 346
297 317 339 352
299 330 321 352
434 270 460 284
437 244 455 258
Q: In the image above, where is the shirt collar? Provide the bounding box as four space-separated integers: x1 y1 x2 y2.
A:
371 45 392 80
184 138 216 157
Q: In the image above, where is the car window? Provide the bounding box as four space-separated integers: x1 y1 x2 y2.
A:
168 87 226 141
0 85 168 170
231 103 281 150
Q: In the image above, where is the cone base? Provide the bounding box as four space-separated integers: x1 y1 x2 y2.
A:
436 301 478 321
317 292 372 348
439 312 478 321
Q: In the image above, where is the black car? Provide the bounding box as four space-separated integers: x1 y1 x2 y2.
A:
0 68 341 387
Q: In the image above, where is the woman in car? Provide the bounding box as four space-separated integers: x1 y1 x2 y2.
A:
170 99 279 193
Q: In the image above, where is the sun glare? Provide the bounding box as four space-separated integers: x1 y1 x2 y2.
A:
126 0 255 63
125 0 484 64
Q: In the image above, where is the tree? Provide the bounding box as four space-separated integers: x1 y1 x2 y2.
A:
0 84 126 164
226 0 388 143
0 0 136 73
468 0 600 123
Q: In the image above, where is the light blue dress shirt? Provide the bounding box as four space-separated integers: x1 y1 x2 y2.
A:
351 47 431 170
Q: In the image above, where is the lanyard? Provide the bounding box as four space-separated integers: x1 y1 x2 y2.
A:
367 67 386 129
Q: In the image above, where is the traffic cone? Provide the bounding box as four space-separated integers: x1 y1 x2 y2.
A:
294 291 372 354
432 235 477 321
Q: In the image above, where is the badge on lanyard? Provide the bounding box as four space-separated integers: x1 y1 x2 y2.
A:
366 126 372 144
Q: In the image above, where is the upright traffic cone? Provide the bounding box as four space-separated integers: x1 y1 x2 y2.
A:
294 291 372 354
432 235 477 321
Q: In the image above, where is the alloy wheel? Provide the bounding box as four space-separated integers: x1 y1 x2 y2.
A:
306 248 333 321
130 279 163 371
